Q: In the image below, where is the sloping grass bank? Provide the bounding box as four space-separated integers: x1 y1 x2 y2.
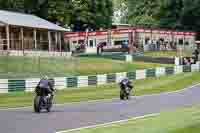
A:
144 51 192 58
0 56 171 78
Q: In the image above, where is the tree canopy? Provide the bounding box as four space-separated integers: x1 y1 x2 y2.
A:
0 0 113 31
127 0 160 28
126 0 200 33
1 0 200 33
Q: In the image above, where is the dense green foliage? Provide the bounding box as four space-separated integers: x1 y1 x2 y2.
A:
1 0 200 34
113 0 128 23
70 0 113 31
127 0 160 28
126 0 200 34
0 0 113 31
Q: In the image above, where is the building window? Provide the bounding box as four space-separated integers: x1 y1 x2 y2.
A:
3 44 7 50
179 39 183 45
114 40 128 47
73 41 77 44
78 40 84 44
89 40 93 47
145 38 150 44
185 41 189 45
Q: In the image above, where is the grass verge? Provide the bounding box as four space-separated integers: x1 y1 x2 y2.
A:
0 56 171 78
0 72 199 108
63 105 200 133
144 51 192 58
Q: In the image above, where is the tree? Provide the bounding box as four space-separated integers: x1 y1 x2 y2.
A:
0 0 113 31
0 0 25 12
181 0 200 31
48 0 72 26
113 0 128 23
157 0 183 29
0 0 48 19
71 0 113 31
127 0 160 28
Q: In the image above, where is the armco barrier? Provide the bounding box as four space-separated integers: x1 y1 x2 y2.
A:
116 72 127 83
174 66 183 74
67 77 78 88
8 80 25 92
97 74 107 85
107 74 116 83
146 69 156 78
183 65 191 72
0 63 200 93
126 71 136 80
136 70 146 80
88 76 97 85
155 67 166 77
0 79 8 93
165 67 174 75
191 64 199 72
133 56 174 64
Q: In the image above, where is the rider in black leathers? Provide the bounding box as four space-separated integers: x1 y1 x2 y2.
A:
35 76 54 98
119 78 133 92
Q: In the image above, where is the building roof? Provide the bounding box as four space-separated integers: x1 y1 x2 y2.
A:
112 23 131 26
0 10 67 31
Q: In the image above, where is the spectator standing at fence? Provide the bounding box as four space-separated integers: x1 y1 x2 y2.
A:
190 57 195 64
183 58 188 65
193 49 199 62
97 43 103 55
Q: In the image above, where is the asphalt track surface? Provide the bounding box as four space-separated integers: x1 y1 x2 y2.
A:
1 84 200 133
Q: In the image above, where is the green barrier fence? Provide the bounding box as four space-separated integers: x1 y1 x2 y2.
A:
127 71 136 80
107 74 116 83
165 67 174 75
88 76 97 85
146 69 156 78
8 80 25 92
67 77 78 88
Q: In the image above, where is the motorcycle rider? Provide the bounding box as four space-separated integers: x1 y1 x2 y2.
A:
119 77 133 94
35 76 55 101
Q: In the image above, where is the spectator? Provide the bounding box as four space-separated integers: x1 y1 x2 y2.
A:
183 58 188 65
190 57 195 64
193 49 199 62
97 43 103 55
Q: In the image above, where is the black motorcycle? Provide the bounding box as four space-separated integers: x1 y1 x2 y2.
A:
120 86 131 100
34 79 55 113
119 79 133 100
34 92 54 113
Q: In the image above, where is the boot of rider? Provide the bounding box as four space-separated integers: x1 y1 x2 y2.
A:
46 94 52 104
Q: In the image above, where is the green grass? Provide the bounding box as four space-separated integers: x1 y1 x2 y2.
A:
0 72 199 108
0 56 171 78
144 51 193 58
65 105 200 133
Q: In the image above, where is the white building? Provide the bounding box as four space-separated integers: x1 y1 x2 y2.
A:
64 27 196 54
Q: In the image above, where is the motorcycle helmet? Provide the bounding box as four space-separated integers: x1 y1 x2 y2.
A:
42 75 49 80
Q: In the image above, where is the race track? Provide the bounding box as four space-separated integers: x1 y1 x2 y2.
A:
0 84 200 133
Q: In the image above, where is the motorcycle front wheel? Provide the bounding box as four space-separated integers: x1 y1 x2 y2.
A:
34 96 42 113
46 96 53 112
120 90 125 100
